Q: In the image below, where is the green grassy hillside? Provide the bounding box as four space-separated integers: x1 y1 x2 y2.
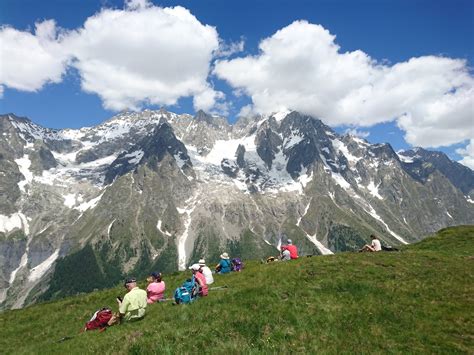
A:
1 226 473 354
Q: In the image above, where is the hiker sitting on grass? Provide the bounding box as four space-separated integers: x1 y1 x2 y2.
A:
199 259 214 285
146 272 166 304
360 234 382 252
215 252 232 274
281 239 299 259
117 278 147 322
280 249 291 261
189 264 208 296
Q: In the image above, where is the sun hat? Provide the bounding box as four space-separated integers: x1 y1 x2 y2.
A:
220 252 229 259
287 239 292 244
198 259 206 265
189 264 201 271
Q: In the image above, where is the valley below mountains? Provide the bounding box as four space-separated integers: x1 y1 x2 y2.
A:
1 109 473 310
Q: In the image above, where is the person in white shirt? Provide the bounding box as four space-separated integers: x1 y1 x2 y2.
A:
360 234 382 252
198 259 214 285
280 249 291 261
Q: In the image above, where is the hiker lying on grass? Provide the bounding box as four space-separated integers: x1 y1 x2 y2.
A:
215 252 232 274
146 272 166 304
198 259 214 285
189 264 208 296
116 278 147 322
359 234 382 252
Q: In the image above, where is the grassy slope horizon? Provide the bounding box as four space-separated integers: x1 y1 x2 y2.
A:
0 225 473 354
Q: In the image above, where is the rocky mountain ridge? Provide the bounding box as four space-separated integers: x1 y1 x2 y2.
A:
0 109 473 309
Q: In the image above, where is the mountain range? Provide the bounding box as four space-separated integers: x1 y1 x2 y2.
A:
1 109 473 310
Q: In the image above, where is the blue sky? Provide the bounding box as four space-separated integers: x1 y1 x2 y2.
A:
0 0 473 166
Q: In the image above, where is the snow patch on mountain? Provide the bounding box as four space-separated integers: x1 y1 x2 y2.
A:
283 131 304 150
8 251 28 285
124 150 144 165
297 200 312 226
157 220 172 237
9 116 60 142
75 193 104 212
0 212 29 235
331 172 351 190
173 152 188 170
364 204 408 244
177 192 200 270
48 152 117 186
319 153 352 190
332 138 361 165
63 193 77 208
367 181 383 200
397 151 416 163
190 134 289 191
60 128 89 140
15 154 33 192
272 109 291 122
304 233 334 255
28 249 59 282
107 219 116 238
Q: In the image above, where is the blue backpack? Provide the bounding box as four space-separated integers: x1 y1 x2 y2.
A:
174 277 196 304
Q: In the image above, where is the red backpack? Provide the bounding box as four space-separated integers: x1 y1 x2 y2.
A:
85 308 113 331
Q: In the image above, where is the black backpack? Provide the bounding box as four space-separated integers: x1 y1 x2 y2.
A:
382 245 399 252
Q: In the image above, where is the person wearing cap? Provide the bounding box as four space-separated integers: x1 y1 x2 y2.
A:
215 252 232 274
281 239 298 259
189 264 208 296
117 278 147 322
146 272 166 304
198 259 214 285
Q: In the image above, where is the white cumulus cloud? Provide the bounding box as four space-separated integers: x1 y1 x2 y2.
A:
0 20 70 92
63 5 220 111
456 140 474 170
214 20 474 154
344 128 370 139
0 3 223 112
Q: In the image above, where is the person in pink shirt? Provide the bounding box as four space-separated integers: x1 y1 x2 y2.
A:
189 264 208 297
146 272 166 304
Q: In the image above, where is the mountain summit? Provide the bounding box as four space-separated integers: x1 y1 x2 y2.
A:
0 110 473 309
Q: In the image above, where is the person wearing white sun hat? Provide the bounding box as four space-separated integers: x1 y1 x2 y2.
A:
215 252 232 274
198 259 214 284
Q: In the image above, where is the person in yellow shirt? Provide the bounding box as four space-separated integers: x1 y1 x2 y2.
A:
117 278 147 322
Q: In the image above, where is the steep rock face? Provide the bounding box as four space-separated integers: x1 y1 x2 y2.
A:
255 118 283 169
399 148 474 196
0 109 473 310
105 121 193 184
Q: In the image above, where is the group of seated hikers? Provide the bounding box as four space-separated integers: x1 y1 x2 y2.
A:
84 253 244 331
266 239 299 263
85 235 395 331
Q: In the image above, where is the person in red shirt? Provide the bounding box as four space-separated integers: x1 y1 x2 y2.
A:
281 239 298 259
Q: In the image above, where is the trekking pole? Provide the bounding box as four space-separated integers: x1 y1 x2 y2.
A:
159 298 175 302
56 336 74 343
209 285 228 291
